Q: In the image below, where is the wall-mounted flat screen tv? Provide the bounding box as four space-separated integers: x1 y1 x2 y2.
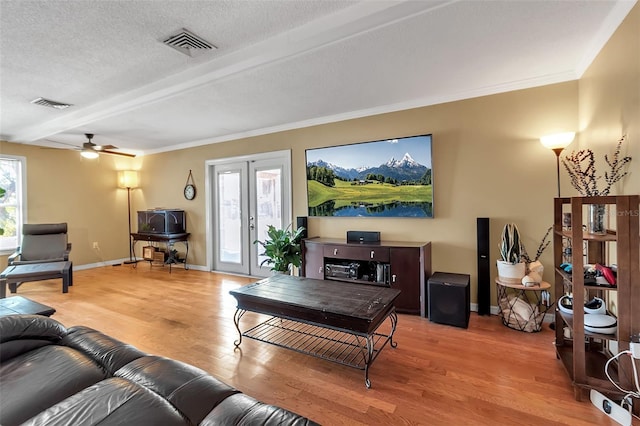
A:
305 134 433 218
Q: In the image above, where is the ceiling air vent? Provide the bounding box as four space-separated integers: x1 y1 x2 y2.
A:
30 97 72 110
163 28 217 57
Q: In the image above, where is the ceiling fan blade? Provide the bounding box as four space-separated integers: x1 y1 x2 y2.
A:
100 150 136 158
94 144 118 151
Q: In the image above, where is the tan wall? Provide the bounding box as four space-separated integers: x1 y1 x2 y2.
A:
141 82 578 306
577 3 639 196
0 142 139 267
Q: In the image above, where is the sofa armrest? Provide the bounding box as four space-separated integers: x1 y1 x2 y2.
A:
64 242 72 261
62 326 146 375
0 315 67 362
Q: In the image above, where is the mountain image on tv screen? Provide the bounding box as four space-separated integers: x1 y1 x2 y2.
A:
305 134 433 218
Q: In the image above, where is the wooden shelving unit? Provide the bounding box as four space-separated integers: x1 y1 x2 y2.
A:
553 196 639 416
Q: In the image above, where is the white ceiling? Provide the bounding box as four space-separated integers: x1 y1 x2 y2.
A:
0 0 636 157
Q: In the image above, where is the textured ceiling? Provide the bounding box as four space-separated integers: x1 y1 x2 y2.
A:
0 0 636 156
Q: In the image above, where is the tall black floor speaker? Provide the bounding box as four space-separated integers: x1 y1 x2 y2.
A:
428 272 470 328
296 216 308 239
477 217 491 315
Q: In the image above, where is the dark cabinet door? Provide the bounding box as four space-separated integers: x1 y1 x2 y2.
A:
389 247 420 314
323 245 390 262
302 240 324 279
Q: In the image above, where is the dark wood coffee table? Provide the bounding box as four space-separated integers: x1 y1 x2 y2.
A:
230 274 401 388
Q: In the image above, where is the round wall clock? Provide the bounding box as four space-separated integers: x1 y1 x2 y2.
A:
184 170 196 200
184 184 196 200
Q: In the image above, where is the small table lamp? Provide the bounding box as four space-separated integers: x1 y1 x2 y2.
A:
540 132 575 197
118 170 140 264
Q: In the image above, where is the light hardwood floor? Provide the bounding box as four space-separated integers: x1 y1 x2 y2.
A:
5 266 634 426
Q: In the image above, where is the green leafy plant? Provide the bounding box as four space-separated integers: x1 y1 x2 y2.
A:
500 223 552 265
499 223 523 264
254 224 305 273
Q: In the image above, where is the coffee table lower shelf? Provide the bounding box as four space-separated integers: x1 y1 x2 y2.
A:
233 310 397 388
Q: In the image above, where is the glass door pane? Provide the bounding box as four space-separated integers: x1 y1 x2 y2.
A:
254 168 282 270
218 172 241 263
214 162 249 275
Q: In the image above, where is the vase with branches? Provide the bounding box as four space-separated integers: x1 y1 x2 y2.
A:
562 135 632 234
562 135 632 196
497 223 552 285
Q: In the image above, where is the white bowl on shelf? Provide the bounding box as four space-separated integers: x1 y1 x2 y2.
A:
584 314 617 334
583 297 606 315
558 295 573 315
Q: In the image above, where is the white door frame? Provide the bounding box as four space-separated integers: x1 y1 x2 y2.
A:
205 149 292 274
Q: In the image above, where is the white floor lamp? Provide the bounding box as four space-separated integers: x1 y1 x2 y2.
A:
118 170 140 264
540 132 575 197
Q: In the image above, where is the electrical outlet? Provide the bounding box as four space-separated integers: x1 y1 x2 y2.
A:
92 242 99 249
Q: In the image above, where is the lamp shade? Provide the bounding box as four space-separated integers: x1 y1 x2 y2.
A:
117 170 140 189
540 132 575 150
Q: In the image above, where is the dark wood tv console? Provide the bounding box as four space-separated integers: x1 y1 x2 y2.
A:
301 237 431 316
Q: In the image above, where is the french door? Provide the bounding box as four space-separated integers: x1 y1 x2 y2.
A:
207 151 291 277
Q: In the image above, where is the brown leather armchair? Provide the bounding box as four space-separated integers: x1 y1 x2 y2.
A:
7 223 71 265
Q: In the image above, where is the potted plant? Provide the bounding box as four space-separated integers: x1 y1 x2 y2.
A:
497 223 526 283
254 224 306 274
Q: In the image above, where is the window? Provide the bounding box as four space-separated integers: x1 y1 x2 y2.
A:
0 156 26 253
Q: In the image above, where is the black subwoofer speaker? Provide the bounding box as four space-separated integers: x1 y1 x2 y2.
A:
428 272 471 328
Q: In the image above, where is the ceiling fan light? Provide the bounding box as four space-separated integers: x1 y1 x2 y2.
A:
81 149 99 159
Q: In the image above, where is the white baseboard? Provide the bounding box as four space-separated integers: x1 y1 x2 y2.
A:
73 258 209 272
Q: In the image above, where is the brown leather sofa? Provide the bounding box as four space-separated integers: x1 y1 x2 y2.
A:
0 315 318 426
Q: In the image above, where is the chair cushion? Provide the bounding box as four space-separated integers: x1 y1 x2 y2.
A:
20 233 67 261
22 223 67 235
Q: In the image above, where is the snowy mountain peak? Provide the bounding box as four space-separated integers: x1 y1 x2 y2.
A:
386 152 420 168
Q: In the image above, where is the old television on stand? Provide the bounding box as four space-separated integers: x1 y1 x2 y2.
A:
137 209 186 236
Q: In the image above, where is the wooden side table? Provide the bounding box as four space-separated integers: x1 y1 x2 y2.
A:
495 278 554 332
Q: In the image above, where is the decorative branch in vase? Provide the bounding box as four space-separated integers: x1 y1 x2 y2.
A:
561 135 632 234
562 135 632 196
